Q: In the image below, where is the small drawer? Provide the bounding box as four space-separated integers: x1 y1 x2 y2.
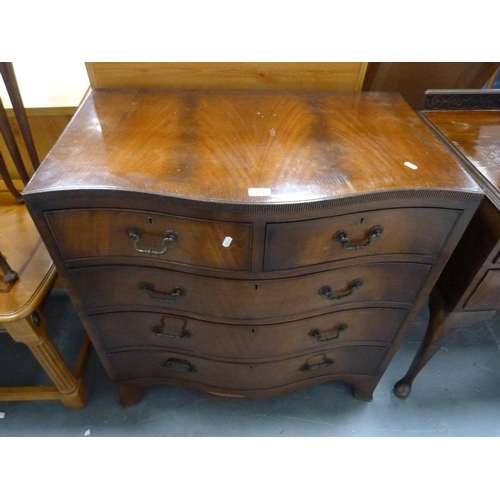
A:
464 270 500 310
108 346 389 391
69 262 430 320
264 207 460 271
45 208 251 271
91 307 407 358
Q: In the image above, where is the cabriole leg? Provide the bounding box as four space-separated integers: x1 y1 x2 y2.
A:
394 290 495 398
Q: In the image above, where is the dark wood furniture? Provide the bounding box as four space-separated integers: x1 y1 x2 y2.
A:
394 89 500 398
23 89 481 406
362 63 500 109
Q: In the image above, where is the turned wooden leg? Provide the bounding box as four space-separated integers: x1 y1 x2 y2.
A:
116 383 143 407
3 309 88 409
394 289 495 399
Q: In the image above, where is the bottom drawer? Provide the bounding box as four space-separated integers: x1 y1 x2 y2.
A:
464 270 500 310
108 346 389 392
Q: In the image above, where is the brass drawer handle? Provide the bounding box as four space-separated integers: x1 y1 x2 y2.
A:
126 226 179 255
300 358 334 372
139 282 186 302
309 323 347 342
162 358 197 373
333 225 384 250
318 279 363 301
151 325 192 339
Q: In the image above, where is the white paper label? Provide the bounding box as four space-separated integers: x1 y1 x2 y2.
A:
248 188 271 196
222 237 233 247
404 161 418 170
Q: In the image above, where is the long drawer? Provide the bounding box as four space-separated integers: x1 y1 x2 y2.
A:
91 307 407 359
45 208 252 271
70 262 431 319
464 270 500 310
264 207 460 271
109 346 389 391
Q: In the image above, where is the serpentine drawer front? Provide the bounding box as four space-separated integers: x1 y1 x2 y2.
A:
89 307 408 357
264 207 461 271
45 209 252 271
23 89 482 406
107 346 390 394
68 262 431 318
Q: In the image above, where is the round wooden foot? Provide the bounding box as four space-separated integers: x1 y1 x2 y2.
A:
353 385 374 402
116 384 142 407
393 378 412 399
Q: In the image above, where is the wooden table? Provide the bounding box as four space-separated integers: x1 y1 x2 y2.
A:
0 180 88 408
394 90 500 398
23 89 481 406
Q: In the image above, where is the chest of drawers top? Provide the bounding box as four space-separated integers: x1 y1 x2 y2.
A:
23 89 480 208
422 100 500 208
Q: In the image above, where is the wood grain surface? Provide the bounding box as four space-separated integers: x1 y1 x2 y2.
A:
423 109 500 200
69 262 431 320
24 90 481 206
90 307 407 358
86 62 368 91
108 345 389 392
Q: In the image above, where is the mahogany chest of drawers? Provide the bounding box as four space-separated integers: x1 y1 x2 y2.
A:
23 89 481 405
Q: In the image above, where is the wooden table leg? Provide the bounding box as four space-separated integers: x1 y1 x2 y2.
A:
3 308 88 409
394 289 495 398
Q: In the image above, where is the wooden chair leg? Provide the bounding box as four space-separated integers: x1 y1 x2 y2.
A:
2 309 88 409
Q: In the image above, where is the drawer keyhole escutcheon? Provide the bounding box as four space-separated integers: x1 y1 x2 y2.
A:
333 225 384 250
126 226 179 256
162 358 197 373
151 325 192 339
139 283 186 302
309 323 348 342
318 279 363 301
